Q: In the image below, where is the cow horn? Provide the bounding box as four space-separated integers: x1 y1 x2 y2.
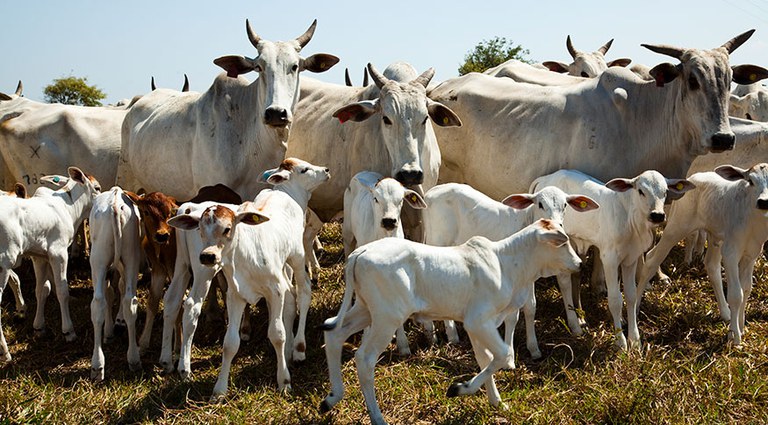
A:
641 43 684 60
295 19 317 49
345 68 353 86
598 39 614 56
182 74 189 92
15 80 22 97
151 76 156 91
721 29 755 54
363 68 369 87
412 67 435 88
368 63 390 89
246 19 262 48
566 35 578 59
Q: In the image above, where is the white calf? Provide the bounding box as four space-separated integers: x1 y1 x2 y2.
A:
167 158 330 398
0 167 101 360
424 183 598 358
320 219 581 424
89 187 142 381
0 184 28 320
532 169 694 350
639 164 768 346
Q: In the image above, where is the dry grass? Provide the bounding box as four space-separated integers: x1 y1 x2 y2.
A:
1 223 768 424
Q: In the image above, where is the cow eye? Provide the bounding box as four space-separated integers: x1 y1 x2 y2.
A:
688 75 700 91
301 168 308 174
638 189 645 197
291 64 299 72
383 116 392 125
223 227 231 236
422 116 428 125
747 178 755 186
581 72 589 78
538 202 543 209
373 197 379 204
254 64 263 73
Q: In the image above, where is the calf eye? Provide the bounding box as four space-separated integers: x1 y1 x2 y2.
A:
301 168 308 174
254 65 263 73
538 202 543 209
638 189 645 197
383 116 392 125
581 72 589 78
688 76 700 91
291 64 299 72
422 116 428 125
223 227 231 236
747 178 755 186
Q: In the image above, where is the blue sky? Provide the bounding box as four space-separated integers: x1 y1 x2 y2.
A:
3 0 768 104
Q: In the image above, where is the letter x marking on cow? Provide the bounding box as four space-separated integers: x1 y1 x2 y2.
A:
30 145 41 159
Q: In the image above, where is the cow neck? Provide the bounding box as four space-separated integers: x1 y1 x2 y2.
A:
273 183 312 213
54 183 91 229
492 225 542 283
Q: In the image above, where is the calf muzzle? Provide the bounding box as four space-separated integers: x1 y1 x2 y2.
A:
199 252 217 266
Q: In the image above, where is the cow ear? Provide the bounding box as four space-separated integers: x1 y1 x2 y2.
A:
427 99 462 127
729 93 746 115
732 64 768 85
302 54 340 73
68 167 87 185
13 183 27 199
332 100 379 123
542 61 569 73
566 195 599 212
267 169 292 185
403 189 427 209
0 93 11 101
235 211 270 226
649 63 681 87
124 190 142 204
501 194 534 209
666 179 696 196
715 165 749 181
605 178 634 192
607 58 632 68
167 214 201 230
213 55 255 78
536 220 570 247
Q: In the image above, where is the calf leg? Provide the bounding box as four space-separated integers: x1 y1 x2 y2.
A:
31 258 51 334
211 288 247 401
737 256 757 337
518 296 542 359
601 253 627 350
556 272 584 336
178 267 217 380
7 270 26 320
287 255 312 361
724 253 744 345
90 263 109 381
139 268 166 352
159 264 192 373
121 262 142 372
48 254 76 341
265 282 291 392
621 260 641 350
704 244 730 322
355 319 401 425
0 269 12 361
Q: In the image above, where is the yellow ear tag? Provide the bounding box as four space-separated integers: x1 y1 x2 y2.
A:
320 63 327 69
580 200 588 209
252 214 262 223
751 73 757 81
411 194 418 203
676 183 684 190
442 117 449 125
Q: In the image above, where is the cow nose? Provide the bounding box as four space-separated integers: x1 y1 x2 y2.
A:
711 133 735 152
264 107 289 127
199 252 216 266
154 232 170 244
395 170 424 185
381 218 398 231
757 199 768 210
649 212 666 224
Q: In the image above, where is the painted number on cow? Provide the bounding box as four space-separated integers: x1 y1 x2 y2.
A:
22 174 48 185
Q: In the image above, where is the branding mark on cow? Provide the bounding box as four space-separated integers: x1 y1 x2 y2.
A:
29 145 41 159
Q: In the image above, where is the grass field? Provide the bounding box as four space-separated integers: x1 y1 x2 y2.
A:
1 223 768 424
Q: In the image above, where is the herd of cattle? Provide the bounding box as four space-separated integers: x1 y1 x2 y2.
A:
2 18 768 424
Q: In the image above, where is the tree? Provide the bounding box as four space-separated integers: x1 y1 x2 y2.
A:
44 76 106 106
458 37 532 75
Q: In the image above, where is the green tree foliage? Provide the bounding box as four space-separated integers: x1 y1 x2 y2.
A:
458 37 532 75
44 76 106 106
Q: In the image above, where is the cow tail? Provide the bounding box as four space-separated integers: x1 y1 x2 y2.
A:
318 247 364 331
111 188 125 268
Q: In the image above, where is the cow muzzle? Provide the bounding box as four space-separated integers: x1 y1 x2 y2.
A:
649 212 666 224
395 169 424 186
199 252 218 266
264 106 290 127
710 133 735 152
381 218 398 231
154 232 171 244
757 198 768 210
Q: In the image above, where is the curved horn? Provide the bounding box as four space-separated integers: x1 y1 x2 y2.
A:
363 67 369 87
566 35 578 59
245 19 261 49
722 29 755 54
151 76 156 91
14 80 22 96
367 63 390 89
412 67 435 88
641 43 684 60
345 68 353 86
182 74 189 92
295 19 318 49
598 39 614 55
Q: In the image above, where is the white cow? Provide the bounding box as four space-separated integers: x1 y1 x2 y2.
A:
531 170 694 350
639 164 768 346
540 36 631 77
485 59 587 86
729 82 768 122
429 31 763 199
0 167 100 360
320 219 581 424
88 187 142 381
118 19 338 200
423 183 598 357
167 158 329 398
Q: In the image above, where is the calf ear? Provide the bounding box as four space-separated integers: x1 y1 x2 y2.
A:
39 175 69 188
332 100 379 123
13 183 27 199
538 227 570 247
235 211 270 226
649 63 681 87
167 214 201 230
566 195 599 212
501 194 534 209
213 55 256 78
732 64 768 85
123 190 142 204
266 169 292 185
67 167 87 185
608 58 632 68
542 61 569 73
427 99 462 127
302 54 340 73
715 165 749 181
666 179 696 196
403 189 428 209
605 178 634 192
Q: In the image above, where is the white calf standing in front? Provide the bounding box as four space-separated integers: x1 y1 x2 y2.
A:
168 158 330 399
423 183 598 358
320 219 581 425
0 167 101 360
343 171 427 356
639 164 768 346
0 183 29 321
532 169 694 350
89 187 142 381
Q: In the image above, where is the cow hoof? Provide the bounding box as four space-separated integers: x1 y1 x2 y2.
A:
293 350 306 363
12 312 25 323
1 351 11 362
159 362 175 375
446 382 465 398
33 328 47 338
571 326 584 337
209 393 226 404
64 331 78 342
128 361 142 373
91 367 105 382
529 349 543 360
179 369 192 382
319 399 332 413
239 332 251 342
279 383 292 394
